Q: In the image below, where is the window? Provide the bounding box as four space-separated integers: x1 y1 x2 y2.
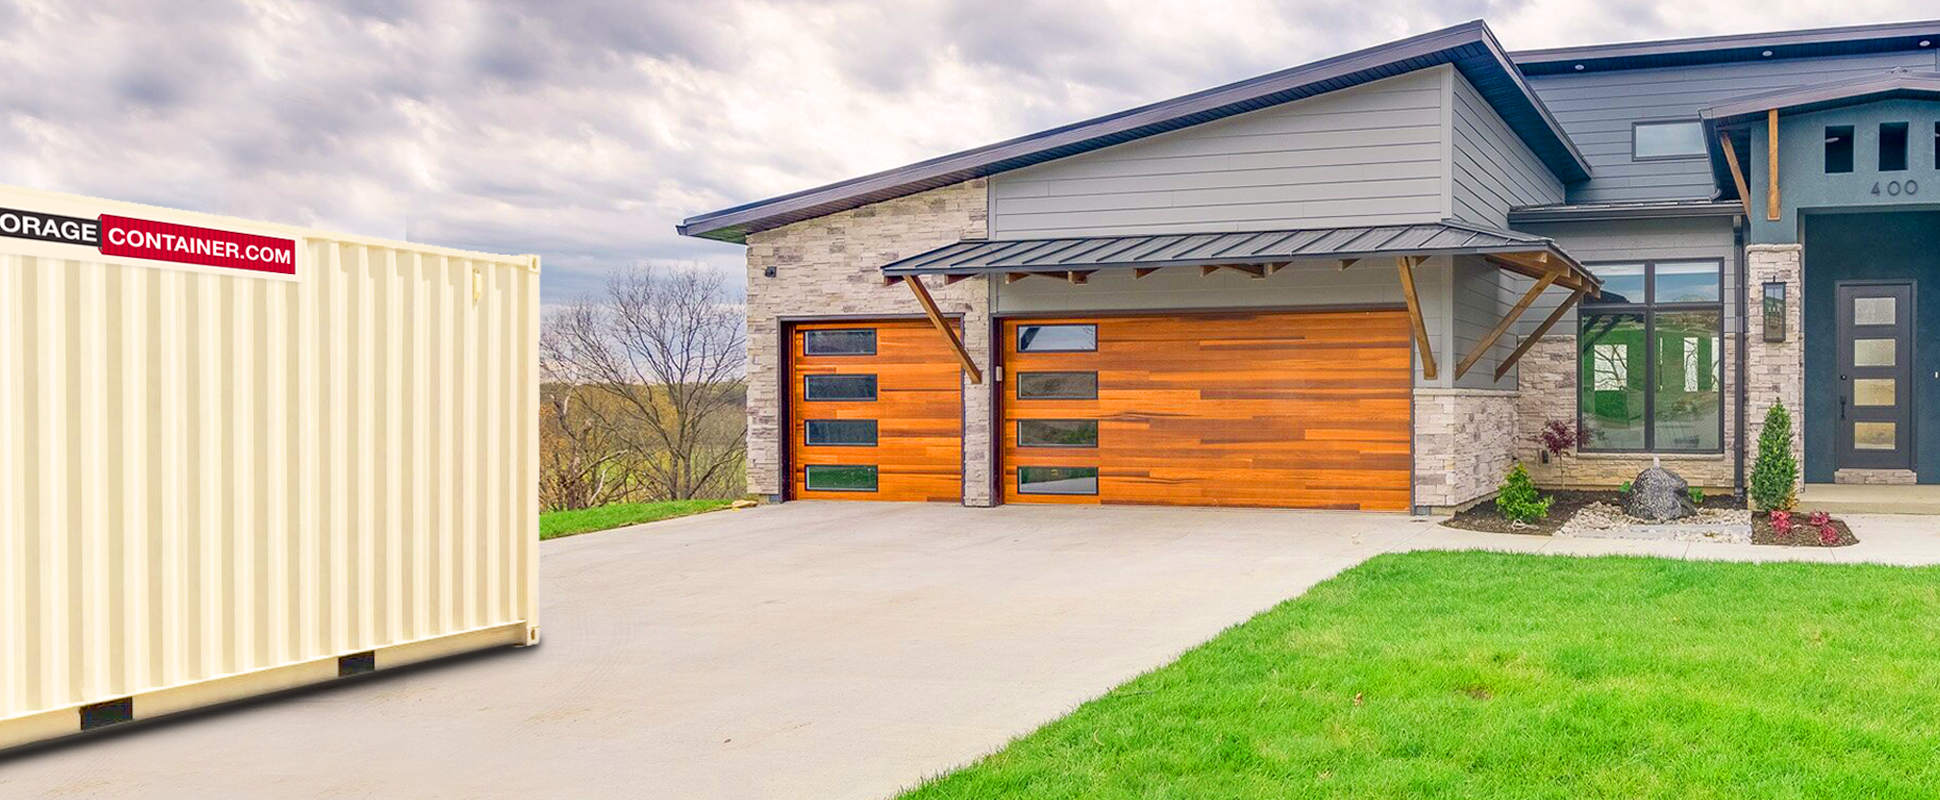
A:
803 328 875 356
1633 121 1705 160
1016 324 1097 352
803 374 877 401
1880 122 1910 172
805 419 877 446
1578 261 1724 452
1017 466 1099 495
1017 419 1098 448
804 465 877 492
1826 125 1855 174
1015 371 1097 400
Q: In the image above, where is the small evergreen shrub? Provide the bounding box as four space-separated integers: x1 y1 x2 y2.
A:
1750 402 1800 511
1688 487 1705 506
1619 481 1632 496
1495 462 1552 524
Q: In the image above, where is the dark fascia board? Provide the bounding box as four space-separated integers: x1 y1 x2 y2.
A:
1509 200 1743 225
1513 18 1940 75
1699 69 1940 124
678 20 1590 244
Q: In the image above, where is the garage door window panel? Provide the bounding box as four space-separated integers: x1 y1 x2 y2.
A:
1016 324 1097 353
803 328 877 356
1016 371 1098 400
804 465 879 492
805 419 878 446
803 373 877 401
1018 466 1099 495
1017 419 1098 448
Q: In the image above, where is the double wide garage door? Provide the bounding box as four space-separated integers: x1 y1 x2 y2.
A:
786 309 1412 510
1002 310 1413 511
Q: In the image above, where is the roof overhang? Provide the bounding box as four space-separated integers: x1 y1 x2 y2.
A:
1513 19 1940 75
879 221 1600 296
1509 200 1744 225
680 20 1590 244
1697 69 1940 202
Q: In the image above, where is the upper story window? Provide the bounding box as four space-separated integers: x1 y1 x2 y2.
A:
1879 122 1910 172
1632 120 1706 160
1826 126 1855 174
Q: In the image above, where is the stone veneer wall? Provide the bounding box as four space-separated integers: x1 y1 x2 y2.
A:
1514 336 1738 491
1413 389 1519 510
743 179 993 505
1744 244 1804 490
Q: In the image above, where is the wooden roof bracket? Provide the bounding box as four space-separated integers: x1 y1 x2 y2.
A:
1766 108 1781 221
1494 286 1586 382
1720 131 1753 218
1455 271 1556 380
1134 267 1161 279
1395 256 1436 380
902 275 982 384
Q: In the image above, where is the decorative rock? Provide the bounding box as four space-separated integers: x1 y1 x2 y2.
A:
1623 465 1695 522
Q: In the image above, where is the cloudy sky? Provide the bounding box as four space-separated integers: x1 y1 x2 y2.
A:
0 0 1931 301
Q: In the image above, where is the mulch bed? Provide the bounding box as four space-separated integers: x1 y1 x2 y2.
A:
1751 513 1859 547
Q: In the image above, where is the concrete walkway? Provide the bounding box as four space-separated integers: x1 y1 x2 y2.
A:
2 502 1935 799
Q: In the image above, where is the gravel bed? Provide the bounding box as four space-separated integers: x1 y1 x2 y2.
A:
1553 502 1753 544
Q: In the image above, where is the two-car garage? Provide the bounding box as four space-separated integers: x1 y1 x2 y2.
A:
785 308 1414 511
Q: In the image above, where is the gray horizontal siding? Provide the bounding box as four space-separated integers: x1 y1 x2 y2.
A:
1450 255 1515 389
1509 216 1739 334
990 68 1450 237
1527 50 1938 203
1450 73 1564 228
994 256 1455 387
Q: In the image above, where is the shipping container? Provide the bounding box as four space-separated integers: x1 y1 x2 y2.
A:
0 184 541 750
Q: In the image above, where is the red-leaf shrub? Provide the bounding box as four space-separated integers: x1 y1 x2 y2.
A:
1806 511 1830 528
1819 524 1840 546
1770 511 1793 536
1537 420 1579 457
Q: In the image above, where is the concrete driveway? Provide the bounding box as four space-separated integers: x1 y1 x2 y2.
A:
3 502 1936 799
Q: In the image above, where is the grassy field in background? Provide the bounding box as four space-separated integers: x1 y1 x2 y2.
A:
539 499 732 540
902 551 1940 800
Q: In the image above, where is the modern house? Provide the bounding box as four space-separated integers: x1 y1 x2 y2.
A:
679 19 1940 514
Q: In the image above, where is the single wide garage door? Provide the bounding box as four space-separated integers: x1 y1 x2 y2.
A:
789 319 962 501
1001 310 1413 511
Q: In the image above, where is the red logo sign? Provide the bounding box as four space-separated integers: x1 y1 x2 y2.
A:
99 214 297 276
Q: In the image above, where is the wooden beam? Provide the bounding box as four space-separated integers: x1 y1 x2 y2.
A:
1720 132 1753 217
942 273 971 285
1394 256 1436 380
1005 272 1030 284
1199 264 1219 277
1264 262 1287 275
882 275 904 286
1226 264 1267 279
1338 258 1359 271
1134 267 1161 279
904 275 982 385
1454 271 1556 380
1767 108 1781 221
1068 270 1093 285
1494 287 1585 382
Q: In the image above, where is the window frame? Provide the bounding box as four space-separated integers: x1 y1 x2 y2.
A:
1015 418 1100 449
802 373 878 402
804 419 879 447
803 464 879 492
1014 371 1099 400
1576 259 1727 454
1015 324 1098 353
802 327 877 356
1016 466 1100 496
1630 119 1708 162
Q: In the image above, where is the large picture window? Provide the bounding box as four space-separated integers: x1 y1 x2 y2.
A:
1578 260 1723 453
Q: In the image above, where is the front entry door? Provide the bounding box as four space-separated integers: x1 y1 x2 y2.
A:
1836 282 1914 470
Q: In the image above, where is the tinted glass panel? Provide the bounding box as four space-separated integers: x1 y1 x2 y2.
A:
1853 422 1896 451
1586 264 1645 305
1854 339 1896 367
1880 122 1909 172
1652 310 1722 451
1017 466 1099 495
804 465 878 491
1853 297 1896 326
805 419 878 446
1579 312 1647 450
1017 419 1098 447
1853 378 1896 407
1826 126 1854 173
803 374 877 401
803 328 875 355
1654 262 1720 304
1016 372 1098 399
1634 121 1705 159
1016 324 1097 352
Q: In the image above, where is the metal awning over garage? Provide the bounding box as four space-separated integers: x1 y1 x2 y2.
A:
880 221 1600 385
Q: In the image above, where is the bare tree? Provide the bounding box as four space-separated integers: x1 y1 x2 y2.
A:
538 381 643 510
543 266 747 502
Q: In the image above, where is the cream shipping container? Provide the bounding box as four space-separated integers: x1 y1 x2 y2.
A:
0 184 541 750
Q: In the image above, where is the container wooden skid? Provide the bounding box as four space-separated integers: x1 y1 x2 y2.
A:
0 185 541 750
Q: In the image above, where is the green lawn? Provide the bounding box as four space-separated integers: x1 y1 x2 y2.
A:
538 499 732 540
902 551 1940 800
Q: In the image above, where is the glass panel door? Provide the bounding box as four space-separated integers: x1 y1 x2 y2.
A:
1835 283 1914 470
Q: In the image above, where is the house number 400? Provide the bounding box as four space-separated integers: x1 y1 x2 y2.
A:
1872 180 1920 197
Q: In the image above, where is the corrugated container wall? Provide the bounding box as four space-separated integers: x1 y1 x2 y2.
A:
0 185 541 749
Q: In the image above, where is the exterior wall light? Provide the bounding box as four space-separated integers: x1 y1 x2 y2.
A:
1763 281 1787 342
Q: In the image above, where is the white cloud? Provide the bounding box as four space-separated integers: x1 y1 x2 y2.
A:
0 0 1929 302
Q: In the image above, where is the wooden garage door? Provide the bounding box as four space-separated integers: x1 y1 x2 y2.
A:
789 319 962 502
1001 310 1413 511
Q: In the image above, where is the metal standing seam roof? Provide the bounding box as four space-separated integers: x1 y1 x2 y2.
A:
678 20 1590 244
878 220 1600 289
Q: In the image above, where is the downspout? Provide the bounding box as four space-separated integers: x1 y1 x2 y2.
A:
1734 213 1749 498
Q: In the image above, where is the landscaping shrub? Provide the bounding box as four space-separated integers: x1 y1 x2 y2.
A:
1536 420 1578 457
1688 487 1705 506
1750 402 1799 511
1495 462 1552 524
